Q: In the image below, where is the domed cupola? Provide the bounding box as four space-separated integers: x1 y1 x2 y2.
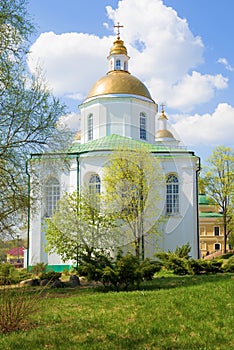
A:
107 23 129 72
79 24 157 145
155 106 179 146
85 23 154 102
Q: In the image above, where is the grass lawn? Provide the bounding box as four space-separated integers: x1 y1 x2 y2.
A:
0 273 233 350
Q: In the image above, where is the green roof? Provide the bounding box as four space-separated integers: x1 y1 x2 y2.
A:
69 134 191 155
199 194 210 205
199 212 223 218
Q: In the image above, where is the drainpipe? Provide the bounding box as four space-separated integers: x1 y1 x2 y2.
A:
196 156 201 259
76 155 80 194
26 157 31 271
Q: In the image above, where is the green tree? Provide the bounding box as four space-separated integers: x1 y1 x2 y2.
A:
203 146 234 253
45 191 118 269
102 146 164 260
0 0 72 237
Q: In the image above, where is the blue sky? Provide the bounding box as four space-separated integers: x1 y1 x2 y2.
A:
26 0 234 165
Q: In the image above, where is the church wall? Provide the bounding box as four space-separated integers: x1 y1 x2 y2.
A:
79 96 157 143
28 165 71 268
158 154 199 258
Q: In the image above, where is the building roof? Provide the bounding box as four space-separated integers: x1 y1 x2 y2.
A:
7 246 25 256
199 212 223 218
69 134 189 154
199 194 211 205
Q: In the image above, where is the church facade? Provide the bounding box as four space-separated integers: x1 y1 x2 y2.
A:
28 32 200 271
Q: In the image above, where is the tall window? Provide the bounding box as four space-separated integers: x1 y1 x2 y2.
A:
214 226 220 236
166 174 179 215
44 177 60 217
88 114 93 141
140 112 146 140
214 243 221 251
89 174 101 194
116 59 121 70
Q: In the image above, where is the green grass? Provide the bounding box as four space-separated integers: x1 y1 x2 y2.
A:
0 274 233 350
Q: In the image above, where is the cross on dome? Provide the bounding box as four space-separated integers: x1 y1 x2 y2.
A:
160 103 166 112
114 22 124 39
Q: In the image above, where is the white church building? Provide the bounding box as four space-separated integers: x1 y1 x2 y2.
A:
27 30 200 271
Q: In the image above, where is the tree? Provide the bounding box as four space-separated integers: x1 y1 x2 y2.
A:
45 191 118 269
0 0 72 238
102 146 164 260
203 146 234 253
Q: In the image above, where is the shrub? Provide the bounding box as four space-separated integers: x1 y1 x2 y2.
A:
140 259 162 280
0 285 43 333
0 264 30 285
167 256 191 275
39 271 61 282
155 253 191 275
115 253 141 290
174 242 191 259
188 259 223 275
31 262 48 275
223 255 234 272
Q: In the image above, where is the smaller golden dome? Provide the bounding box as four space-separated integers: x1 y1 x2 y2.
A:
109 38 128 56
155 129 175 139
74 130 81 141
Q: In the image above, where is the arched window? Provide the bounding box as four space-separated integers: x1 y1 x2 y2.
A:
89 174 101 194
166 174 179 215
140 112 146 140
116 59 121 70
44 177 60 217
88 114 93 141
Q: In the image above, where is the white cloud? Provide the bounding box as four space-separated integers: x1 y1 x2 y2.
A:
27 0 228 112
59 112 80 131
217 57 234 71
28 31 111 97
171 103 234 147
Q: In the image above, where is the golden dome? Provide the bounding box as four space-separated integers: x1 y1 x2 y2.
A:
86 70 153 100
74 130 81 141
155 129 175 139
109 38 128 56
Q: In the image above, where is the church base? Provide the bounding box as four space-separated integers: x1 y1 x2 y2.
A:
28 264 74 272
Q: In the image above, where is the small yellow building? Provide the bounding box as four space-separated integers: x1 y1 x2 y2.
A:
6 246 25 267
199 194 228 258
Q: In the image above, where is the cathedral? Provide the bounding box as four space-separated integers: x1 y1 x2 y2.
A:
28 29 200 271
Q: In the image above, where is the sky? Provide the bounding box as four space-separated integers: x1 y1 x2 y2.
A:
26 0 234 166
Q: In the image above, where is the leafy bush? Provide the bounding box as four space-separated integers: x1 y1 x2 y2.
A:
39 271 61 282
174 242 191 259
189 259 223 274
155 252 191 275
78 251 163 291
0 264 30 285
115 253 141 290
140 259 162 280
223 255 234 272
31 262 48 275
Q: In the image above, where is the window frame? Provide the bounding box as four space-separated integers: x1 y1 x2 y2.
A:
214 226 220 236
87 113 93 141
44 177 60 218
89 174 101 194
140 112 147 140
116 59 121 70
166 174 179 215
214 243 221 251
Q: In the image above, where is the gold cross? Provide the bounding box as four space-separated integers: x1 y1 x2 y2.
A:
160 103 166 112
114 22 124 38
